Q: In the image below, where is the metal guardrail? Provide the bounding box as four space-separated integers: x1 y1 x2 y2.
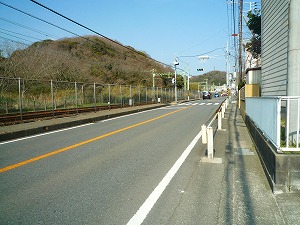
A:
246 96 300 152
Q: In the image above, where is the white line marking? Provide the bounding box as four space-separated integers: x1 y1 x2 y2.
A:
101 108 159 122
0 123 93 145
127 130 202 225
0 108 162 145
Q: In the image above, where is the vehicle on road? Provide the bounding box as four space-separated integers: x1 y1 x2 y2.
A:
214 92 220 98
202 91 211 99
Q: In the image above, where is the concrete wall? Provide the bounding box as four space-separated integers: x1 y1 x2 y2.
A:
246 115 300 193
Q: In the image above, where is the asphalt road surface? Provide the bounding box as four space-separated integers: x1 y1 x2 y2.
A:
0 98 224 225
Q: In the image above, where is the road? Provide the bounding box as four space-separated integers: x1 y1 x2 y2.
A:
0 98 224 225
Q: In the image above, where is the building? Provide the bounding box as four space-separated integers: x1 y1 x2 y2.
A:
244 0 300 193
261 0 300 96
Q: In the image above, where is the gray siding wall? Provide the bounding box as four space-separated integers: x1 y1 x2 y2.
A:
261 0 289 96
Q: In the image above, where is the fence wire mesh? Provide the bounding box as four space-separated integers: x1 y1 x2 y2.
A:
0 77 198 116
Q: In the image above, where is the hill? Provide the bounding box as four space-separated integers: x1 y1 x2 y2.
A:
0 36 173 87
190 70 226 86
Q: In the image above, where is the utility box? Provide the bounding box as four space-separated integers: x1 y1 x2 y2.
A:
129 99 134 106
245 84 260 97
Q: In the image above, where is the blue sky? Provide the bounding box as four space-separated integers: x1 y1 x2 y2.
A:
0 0 258 76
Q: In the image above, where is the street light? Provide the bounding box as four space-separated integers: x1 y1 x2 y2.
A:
198 52 232 90
173 59 179 103
198 55 210 60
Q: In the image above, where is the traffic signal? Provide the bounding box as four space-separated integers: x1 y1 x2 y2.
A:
197 68 204 71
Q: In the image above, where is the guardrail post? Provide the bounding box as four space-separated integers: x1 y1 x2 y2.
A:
225 98 228 108
221 103 225 118
202 124 207 144
207 126 214 159
218 111 222 130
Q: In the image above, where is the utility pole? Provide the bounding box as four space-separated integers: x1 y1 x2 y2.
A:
174 59 179 103
238 0 243 87
226 41 230 88
152 69 156 102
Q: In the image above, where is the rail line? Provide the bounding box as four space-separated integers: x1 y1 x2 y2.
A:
0 103 151 126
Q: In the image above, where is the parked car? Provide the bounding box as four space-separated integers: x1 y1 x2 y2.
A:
202 91 211 99
214 92 220 98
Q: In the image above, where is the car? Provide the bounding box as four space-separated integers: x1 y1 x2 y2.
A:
202 91 211 99
214 93 220 98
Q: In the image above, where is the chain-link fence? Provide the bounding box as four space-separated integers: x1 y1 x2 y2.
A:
0 77 199 116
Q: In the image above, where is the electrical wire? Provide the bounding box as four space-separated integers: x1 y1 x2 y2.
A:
28 0 171 68
0 28 43 41
0 17 59 40
0 36 29 46
178 48 225 58
0 30 32 43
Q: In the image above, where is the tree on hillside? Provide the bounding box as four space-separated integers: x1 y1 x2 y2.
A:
0 36 173 87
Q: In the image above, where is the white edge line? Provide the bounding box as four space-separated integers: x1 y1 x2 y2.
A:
0 123 93 145
127 130 202 225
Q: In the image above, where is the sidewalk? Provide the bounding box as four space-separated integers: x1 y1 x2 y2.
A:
213 100 300 225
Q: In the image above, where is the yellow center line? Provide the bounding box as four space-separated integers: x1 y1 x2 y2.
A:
0 107 189 173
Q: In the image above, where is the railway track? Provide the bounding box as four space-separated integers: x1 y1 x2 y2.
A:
0 103 147 126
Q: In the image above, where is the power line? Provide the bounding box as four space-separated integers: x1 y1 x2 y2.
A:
0 17 59 40
0 28 43 41
178 48 225 58
0 30 33 43
0 1 171 69
0 36 29 46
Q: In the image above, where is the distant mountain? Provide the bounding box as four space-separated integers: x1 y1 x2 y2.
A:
0 36 173 87
190 70 226 86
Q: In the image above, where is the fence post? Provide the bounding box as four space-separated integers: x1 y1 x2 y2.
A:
120 85 123 108
138 85 141 105
18 77 23 121
5 101 8 114
94 83 96 112
207 126 214 159
75 81 78 114
51 79 54 117
108 84 111 110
